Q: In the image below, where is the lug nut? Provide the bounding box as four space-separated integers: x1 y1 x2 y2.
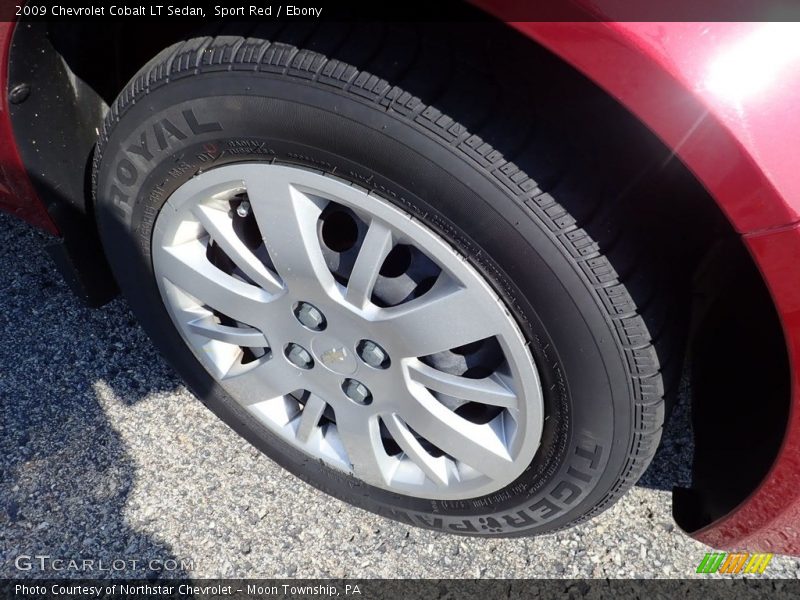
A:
342 379 372 405
294 302 326 331
357 339 390 369
285 343 314 370
236 200 251 218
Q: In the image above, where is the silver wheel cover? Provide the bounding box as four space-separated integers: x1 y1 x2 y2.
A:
152 164 544 500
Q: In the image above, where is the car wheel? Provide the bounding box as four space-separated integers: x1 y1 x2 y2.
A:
93 32 665 536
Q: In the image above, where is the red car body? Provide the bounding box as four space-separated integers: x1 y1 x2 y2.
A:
2 8 799 553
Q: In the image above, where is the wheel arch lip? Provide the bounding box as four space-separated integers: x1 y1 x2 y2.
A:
472 9 800 553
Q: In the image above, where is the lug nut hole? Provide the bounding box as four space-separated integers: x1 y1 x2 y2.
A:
342 378 372 405
357 339 391 369
293 301 327 331
284 343 314 370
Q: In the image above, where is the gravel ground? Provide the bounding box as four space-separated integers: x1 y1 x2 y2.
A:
1 210 799 580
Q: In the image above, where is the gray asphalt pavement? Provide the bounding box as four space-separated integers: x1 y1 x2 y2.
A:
1 210 799 579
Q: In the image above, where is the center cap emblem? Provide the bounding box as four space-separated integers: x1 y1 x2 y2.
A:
320 347 348 366
311 336 358 375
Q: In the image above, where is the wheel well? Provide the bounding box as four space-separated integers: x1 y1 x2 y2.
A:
674 240 790 532
8 17 791 523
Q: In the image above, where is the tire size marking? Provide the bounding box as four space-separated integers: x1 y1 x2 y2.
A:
226 139 276 156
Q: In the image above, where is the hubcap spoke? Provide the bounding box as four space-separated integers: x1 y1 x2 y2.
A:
244 173 337 298
222 356 303 404
192 204 284 294
400 385 513 477
159 239 275 328
406 360 517 409
335 410 393 485
187 316 268 347
374 280 499 357
294 393 327 443
384 413 452 487
345 219 393 309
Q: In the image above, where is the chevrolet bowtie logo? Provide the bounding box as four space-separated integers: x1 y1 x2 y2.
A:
320 347 348 365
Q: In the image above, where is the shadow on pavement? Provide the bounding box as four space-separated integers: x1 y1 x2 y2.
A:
0 212 188 579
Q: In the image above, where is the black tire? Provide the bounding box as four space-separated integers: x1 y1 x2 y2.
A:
93 27 669 537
